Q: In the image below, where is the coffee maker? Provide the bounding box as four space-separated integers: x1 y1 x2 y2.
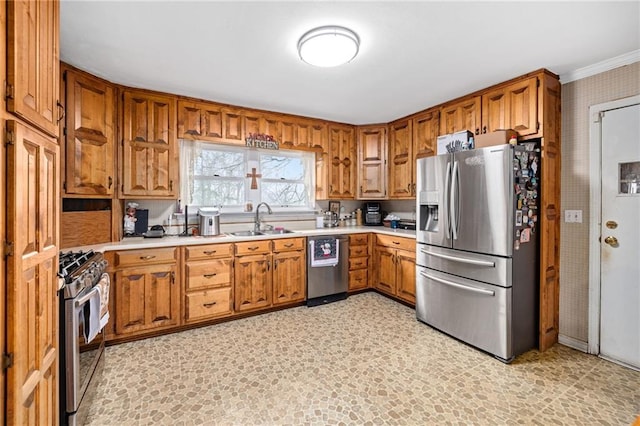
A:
364 202 383 226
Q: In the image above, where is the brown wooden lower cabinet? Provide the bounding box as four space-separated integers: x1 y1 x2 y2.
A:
373 235 416 305
183 243 234 323
348 233 371 291
272 247 306 306
109 247 180 338
234 252 272 312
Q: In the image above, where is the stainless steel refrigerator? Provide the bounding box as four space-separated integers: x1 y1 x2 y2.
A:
415 143 540 362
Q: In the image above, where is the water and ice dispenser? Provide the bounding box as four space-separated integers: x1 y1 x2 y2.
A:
419 191 440 233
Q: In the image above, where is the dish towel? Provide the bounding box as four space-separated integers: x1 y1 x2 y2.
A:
96 273 111 330
83 287 101 343
310 238 339 267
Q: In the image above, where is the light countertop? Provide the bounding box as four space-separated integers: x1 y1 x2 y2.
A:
66 226 416 253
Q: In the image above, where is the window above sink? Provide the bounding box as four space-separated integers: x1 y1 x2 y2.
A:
179 140 316 213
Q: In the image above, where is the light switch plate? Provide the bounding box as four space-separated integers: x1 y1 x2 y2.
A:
564 210 582 223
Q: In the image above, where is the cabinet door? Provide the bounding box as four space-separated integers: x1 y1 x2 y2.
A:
440 96 481 136
280 120 296 149
396 249 416 305
115 263 179 335
176 101 204 139
234 254 272 312
222 108 243 142
374 246 396 295
389 119 413 199
122 91 177 197
482 77 539 137
6 121 60 426
357 126 387 199
329 125 356 199
413 109 440 159
309 122 327 151
64 70 115 195
273 250 306 305
6 0 60 138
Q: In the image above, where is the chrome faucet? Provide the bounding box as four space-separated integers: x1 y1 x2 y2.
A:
254 202 273 232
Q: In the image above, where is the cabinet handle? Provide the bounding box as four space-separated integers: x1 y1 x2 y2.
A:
203 273 217 278
482 126 487 134
407 183 411 192
267 260 271 271
392 241 400 245
248 246 259 251
108 176 113 189
360 185 363 194
56 101 65 124
475 128 480 135
274 260 278 270
354 262 363 267
284 243 293 248
203 250 217 255
140 255 156 260
203 301 217 308
169 180 173 191
171 271 175 284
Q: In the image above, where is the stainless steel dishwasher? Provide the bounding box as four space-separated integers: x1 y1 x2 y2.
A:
307 235 349 306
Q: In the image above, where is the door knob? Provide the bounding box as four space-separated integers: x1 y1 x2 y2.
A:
604 236 618 247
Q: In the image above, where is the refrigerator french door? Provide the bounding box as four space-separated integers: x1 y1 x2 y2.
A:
415 144 540 362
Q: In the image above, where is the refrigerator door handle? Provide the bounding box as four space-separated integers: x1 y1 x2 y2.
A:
445 161 452 239
420 271 495 296
419 248 496 267
450 160 460 240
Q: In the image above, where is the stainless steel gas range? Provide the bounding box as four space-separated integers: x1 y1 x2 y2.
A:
58 250 109 426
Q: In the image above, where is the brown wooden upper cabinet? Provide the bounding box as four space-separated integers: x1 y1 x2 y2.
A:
6 0 61 138
62 68 116 196
482 77 539 137
388 119 414 199
440 95 482 136
413 108 440 159
122 90 178 198
357 125 387 199
328 124 356 199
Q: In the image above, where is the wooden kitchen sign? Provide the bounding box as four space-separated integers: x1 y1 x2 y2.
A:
245 133 279 150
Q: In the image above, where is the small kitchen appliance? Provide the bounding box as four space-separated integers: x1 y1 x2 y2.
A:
198 208 221 236
364 202 383 226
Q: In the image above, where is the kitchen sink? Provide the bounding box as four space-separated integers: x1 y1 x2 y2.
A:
229 230 264 237
261 229 295 235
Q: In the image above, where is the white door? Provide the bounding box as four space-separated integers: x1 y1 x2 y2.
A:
600 102 640 369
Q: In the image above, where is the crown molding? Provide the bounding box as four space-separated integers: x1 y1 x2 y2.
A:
560 50 640 84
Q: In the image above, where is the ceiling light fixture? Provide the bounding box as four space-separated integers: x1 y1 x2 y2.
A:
297 26 360 67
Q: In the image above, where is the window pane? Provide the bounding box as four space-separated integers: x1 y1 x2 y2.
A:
192 179 244 206
262 182 308 206
260 154 304 180
195 150 245 177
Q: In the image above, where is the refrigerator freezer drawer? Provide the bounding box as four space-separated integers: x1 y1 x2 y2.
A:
416 266 513 361
416 244 512 288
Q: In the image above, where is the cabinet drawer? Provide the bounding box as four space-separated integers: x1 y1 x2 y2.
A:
349 257 368 270
114 247 177 267
376 234 415 252
272 237 305 252
349 234 369 246
185 243 233 261
349 269 368 291
185 259 233 290
349 244 368 258
185 288 233 322
235 240 271 255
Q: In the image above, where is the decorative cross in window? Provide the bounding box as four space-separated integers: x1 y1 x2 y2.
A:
246 167 262 190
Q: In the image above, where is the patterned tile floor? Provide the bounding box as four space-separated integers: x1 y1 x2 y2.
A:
86 293 640 425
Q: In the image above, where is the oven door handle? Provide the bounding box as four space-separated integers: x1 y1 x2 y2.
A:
419 271 495 296
75 286 100 308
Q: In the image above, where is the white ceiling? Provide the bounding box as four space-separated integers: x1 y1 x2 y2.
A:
60 1 640 125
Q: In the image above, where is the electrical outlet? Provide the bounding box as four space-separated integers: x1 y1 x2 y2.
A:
564 210 582 223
